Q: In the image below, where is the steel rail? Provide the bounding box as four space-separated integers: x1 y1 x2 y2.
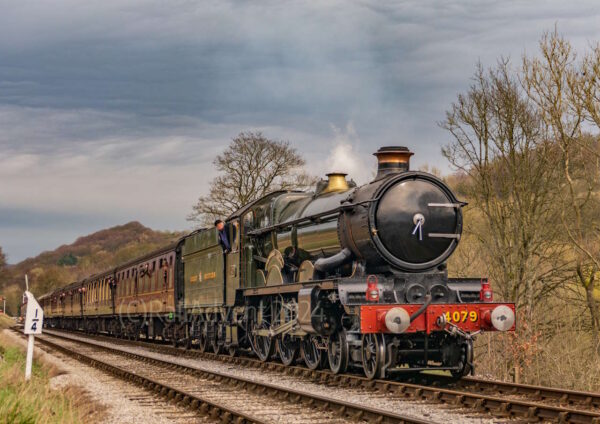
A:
43 328 600 423
440 375 600 410
13 331 265 424
21 330 433 424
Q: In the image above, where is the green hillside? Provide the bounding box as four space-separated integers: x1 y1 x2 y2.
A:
0 222 185 315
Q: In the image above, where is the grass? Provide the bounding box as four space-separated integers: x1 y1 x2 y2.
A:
0 322 104 423
0 313 14 331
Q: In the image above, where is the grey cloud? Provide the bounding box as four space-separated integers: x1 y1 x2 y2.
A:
1 0 600 262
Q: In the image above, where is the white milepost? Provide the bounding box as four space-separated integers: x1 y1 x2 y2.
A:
23 281 44 381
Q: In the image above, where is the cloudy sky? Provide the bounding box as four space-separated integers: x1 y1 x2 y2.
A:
1 0 599 263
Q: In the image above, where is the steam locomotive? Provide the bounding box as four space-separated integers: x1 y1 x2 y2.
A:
39 146 515 379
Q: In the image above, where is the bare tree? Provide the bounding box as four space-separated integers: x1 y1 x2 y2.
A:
444 29 600 387
441 60 567 323
523 30 600 345
188 132 316 226
580 44 600 142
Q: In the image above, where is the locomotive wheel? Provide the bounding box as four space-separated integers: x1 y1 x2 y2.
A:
251 333 274 361
450 340 473 379
211 333 223 354
328 330 349 374
171 326 178 347
361 333 385 379
300 335 327 370
250 300 275 362
210 320 223 354
277 335 299 366
126 322 134 340
198 322 209 353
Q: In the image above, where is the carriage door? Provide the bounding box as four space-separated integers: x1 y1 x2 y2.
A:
225 220 240 305
161 258 169 314
133 269 139 315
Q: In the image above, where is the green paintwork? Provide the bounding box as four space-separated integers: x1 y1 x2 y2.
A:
251 190 349 260
225 220 241 305
181 183 354 298
182 228 225 308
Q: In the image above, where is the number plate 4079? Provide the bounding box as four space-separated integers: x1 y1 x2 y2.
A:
444 310 478 323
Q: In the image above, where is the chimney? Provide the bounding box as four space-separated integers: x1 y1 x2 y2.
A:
373 146 413 179
321 172 349 194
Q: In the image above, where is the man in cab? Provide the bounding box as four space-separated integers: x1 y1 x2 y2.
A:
214 220 231 253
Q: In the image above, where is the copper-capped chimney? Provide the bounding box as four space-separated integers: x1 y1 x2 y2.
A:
373 146 413 179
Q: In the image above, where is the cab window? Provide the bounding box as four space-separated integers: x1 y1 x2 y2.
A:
230 220 240 251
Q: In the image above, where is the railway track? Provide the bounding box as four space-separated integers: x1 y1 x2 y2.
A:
36 328 600 424
14 328 431 424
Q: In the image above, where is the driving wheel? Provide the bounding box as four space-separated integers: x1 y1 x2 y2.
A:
361 333 385 379
300 335 327 370
328 330 349 374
